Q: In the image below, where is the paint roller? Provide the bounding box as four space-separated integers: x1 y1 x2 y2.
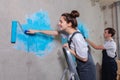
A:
17 21 31 34
11 20 30 43
11 21 17 43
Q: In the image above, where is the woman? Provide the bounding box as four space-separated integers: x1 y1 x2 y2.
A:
27 10 96 80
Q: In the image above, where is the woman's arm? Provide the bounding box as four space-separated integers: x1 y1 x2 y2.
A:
27 30 59 36
69 48 88 62
63 43 88 62
86 39 105 50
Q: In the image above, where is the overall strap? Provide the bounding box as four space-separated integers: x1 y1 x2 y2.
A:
102 50 117 63
68 31 80 48
114 52 117 58
68 31 91 53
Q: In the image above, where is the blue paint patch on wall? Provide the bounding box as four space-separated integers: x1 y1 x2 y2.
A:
77 20 89 39
14 10 56 57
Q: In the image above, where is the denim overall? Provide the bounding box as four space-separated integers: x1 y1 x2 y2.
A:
68 32 96 80
102 50 117 80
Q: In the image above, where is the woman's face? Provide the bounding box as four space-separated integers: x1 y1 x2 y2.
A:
58 16 70 31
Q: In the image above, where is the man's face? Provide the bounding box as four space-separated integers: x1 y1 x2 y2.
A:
104 30 111 38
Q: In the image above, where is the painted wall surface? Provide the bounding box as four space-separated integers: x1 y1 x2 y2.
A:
0 0 104 80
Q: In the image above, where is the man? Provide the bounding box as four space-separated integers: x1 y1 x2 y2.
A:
86 27 117 80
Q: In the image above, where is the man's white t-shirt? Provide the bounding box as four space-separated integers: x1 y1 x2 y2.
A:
103 39 116 58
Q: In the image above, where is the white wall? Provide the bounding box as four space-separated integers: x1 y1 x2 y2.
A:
0 0 104 80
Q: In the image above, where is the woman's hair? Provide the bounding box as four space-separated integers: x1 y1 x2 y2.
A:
105 27 116 37
61 10 80 28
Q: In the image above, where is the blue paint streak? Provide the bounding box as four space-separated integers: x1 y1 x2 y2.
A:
14 10 56 57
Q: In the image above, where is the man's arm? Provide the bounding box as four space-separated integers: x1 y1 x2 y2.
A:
86 39 105 50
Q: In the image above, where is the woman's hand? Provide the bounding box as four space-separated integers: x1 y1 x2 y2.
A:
63 43 76 57
63 43 69 48
26 30 37 34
